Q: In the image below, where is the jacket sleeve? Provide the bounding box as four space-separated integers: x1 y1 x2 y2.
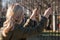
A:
24 16 47 33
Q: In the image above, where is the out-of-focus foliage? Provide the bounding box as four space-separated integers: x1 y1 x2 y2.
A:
0 0 60 16
17 0 60 14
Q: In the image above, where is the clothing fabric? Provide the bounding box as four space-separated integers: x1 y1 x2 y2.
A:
14 16 47 34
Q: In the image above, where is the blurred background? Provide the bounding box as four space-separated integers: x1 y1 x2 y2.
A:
0 0 60 31
0 0 60 40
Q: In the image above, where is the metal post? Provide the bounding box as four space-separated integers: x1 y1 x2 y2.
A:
52 1 56 32
53 11 55 31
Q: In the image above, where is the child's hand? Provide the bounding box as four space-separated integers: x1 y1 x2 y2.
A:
44 7 53 18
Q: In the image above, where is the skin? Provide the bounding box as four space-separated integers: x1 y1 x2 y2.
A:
2 3 52 37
